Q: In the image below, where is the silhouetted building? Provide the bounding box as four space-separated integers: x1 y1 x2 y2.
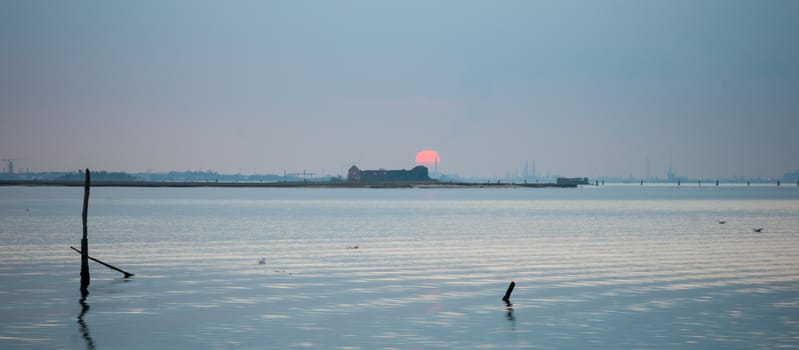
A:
556 177 589 185
784 169 799 182
348 166 362 182
348 165 432 182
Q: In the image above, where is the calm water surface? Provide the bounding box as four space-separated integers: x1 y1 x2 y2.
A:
1 185 798 349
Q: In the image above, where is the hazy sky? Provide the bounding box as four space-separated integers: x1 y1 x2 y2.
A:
2 0 798 179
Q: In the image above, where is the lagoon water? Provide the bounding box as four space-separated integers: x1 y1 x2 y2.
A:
1 185 799 349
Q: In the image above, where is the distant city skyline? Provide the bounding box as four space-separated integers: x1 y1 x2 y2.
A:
3 157 797 183
2 1 798 179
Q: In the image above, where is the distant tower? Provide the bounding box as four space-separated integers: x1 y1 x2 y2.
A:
7 160 13 175
524 160 529 179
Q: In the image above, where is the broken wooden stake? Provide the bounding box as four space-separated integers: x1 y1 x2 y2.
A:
80 169 91 292
502 281 516 304
71 246 134 278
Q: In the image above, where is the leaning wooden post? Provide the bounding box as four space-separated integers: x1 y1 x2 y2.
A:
80 169 91 293
502 281 516 304
71 246 134 278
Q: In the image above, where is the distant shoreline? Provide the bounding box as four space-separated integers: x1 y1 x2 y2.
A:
0 179 576 189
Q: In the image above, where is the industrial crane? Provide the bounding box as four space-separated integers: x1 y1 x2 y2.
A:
283 170 316 181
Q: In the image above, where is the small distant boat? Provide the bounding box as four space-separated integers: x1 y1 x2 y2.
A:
718 220 726 224
753 228 763 233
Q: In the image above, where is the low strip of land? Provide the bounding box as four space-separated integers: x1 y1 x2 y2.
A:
0 180 576 188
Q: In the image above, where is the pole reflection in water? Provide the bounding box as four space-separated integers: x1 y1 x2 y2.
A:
505 304 516 331
78 290 96 350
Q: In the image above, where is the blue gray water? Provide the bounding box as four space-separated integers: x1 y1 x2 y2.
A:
1 185 798 349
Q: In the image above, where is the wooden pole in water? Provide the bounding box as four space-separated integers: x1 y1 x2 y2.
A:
80 169 90 293
502 281 516 304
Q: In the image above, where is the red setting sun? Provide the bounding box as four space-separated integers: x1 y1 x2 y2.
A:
415 150 440 169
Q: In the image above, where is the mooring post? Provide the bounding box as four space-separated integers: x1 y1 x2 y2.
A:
80 169 90 293
502 281 516 304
